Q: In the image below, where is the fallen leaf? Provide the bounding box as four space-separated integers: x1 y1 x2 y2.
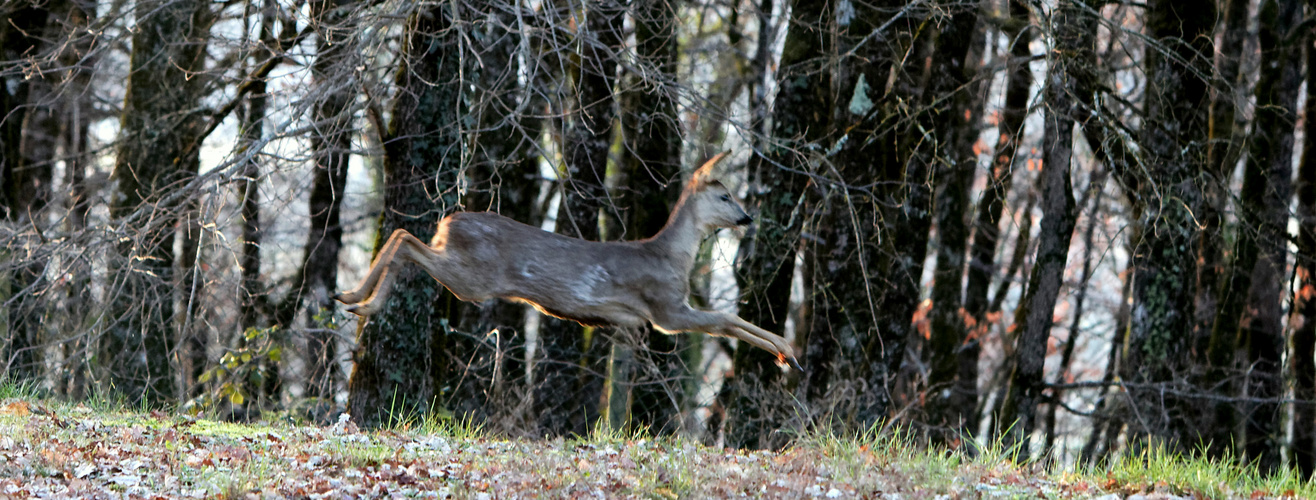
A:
0 401 30 416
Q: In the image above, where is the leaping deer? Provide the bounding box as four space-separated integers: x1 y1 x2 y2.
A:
336 152 801 370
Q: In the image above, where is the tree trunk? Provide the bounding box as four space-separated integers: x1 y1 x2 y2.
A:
347 5 461 427
1292 16 1316 480
57 0 95 399
233 0 277 408
1042 168 1105 465
1080 256 1134 467
454 0 541 429
1195 0 1249 362
1121 0 1214 453
984 188 1036 441
860 1 975 429
722 0 828 449
617 0 685 435
1197 0 1255 461
1235 0 1301 474
963 0 1032 445
532 0 622 437
925 3 988 447
999 0 1086 451
0 0 61 384
0 1 52 218
104 0 213 405
296 0 360 403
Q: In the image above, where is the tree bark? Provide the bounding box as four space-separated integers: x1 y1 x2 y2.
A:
963 0 1033 445
999 0 1088 454
1292 14 1316 480
104 0 214 405
722 0 828 449
347 4 461 427
1124 0 1214 453
1235 0 1301 474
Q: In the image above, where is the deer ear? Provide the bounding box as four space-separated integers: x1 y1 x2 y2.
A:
693 151 731 187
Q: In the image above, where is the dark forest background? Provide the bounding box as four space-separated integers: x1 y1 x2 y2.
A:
1 0 1314 477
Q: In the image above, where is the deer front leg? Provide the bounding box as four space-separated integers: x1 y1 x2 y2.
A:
336 228 414 305
652 306 801 371
724 316 802 371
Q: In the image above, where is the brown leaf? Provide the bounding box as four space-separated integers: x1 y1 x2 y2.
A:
0 401 31 416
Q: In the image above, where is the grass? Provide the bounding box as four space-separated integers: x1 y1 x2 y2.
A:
0 378 1310 498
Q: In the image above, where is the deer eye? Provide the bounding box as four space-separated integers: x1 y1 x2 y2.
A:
719 194 732 202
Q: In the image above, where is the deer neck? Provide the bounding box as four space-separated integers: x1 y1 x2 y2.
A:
647 194 707 274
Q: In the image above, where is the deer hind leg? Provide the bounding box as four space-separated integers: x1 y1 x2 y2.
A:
336 228 415 305
346 231 449 316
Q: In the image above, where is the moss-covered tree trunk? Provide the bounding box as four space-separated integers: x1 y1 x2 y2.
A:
1123 0 1214 453
721 0 827 449
104 0 213 405
347 4 462 427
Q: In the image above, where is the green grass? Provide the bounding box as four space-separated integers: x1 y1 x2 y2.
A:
795 421 1316 499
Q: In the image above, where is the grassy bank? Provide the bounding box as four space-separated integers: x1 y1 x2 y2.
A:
0 386 1309 498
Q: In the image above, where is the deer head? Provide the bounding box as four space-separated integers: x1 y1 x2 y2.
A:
685 151 753 233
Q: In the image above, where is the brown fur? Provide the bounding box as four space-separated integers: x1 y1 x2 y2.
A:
337 152 800 369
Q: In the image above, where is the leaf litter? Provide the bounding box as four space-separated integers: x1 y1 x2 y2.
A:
0 399 1301 499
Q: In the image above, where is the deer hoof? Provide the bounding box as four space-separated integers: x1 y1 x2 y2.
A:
775 353 804 372
344 303 371 317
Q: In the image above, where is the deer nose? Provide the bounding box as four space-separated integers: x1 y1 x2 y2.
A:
737 215 753 226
